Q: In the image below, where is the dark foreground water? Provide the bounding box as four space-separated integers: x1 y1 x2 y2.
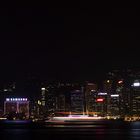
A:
1 120 140 140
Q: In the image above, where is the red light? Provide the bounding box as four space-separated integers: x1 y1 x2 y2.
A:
96 98 104 102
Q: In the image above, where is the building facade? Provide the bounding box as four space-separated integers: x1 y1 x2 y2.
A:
4 98 29 119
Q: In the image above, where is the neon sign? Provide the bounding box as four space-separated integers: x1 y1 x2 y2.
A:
6 98 28 101
96 98 104 102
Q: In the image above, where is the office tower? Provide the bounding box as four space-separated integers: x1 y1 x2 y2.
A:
41 88 46 106
109 94 120 116
70 89 84 114
96 92 108 116
0 82 16 116
30 100 40 119
85 83 97 115
116 80 125 116
38 87 47 118
94 97 105 116
4 98 29 119
103 80 113 115
44 85 56 116
56 94 65 113
130 80 140 116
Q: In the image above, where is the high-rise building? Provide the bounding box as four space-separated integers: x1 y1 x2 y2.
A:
56 94 65 112
85 83 97 115
4 98 29 119
109 94 120 116
95 92 108 116
70 89 84 114
41 88 46 106
0 82 16 116
116 80 125 116
94 97 105 116
45 86 56 115
30 100 41 119
103 80 113 115
38 87 47 118
130 80 140 116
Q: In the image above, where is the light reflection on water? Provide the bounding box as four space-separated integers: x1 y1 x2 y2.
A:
1 122 140 140
2 129 30 140
46 124 105 128
4 129 30 134
4 120 31 124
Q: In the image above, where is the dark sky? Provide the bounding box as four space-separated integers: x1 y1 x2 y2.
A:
0 7 140 82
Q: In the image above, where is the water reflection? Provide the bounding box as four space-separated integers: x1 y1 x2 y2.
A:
1 121 140 140
46 124 105 128
2 129 30 140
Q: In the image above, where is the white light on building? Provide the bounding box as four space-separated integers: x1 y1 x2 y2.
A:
111 94 119 97
6 98 10 101
91 90 96 92
41 88 46 91
98 92 107 95
133 82 140 87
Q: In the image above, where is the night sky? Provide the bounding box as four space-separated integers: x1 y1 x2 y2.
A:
0 7 140 82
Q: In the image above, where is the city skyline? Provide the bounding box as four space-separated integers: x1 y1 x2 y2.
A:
1 68 140 121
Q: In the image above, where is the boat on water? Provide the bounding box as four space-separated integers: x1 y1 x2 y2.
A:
45 115 107 124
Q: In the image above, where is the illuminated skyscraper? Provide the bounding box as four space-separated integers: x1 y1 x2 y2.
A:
116 80 125 116
130 80 140 116
95 92 108 116
56 94 65 112
103 80 113 115
70 89 84 114
41 88 46 106
94 97 105 116
85 83 97 115
45 86 56 115
109 94 120 116
38 87 47 118
4 98 29 119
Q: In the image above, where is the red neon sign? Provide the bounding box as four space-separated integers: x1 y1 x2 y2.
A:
96 98 104 102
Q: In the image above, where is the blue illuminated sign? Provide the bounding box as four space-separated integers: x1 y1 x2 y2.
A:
6 98 28 101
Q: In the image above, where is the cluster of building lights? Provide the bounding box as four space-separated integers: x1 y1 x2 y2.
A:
6 98 28 102
96 93 119 102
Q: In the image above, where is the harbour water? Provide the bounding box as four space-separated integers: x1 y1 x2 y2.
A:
0 120 140 140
